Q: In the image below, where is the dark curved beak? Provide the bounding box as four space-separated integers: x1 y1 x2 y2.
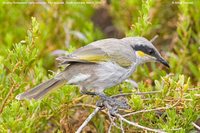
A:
157 57 170 68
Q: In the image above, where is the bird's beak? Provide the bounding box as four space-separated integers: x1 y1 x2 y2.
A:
157 57 170 68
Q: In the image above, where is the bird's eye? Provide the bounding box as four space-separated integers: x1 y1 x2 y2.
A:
148 49 154 55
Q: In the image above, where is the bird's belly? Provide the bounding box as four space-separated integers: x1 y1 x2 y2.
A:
62 62 135 93
83 62 133 92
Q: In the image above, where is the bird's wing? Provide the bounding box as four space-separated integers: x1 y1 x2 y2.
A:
57 39 134 67
56 45 109 65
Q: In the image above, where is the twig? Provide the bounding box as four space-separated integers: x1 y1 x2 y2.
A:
108 123 113 133
169 128 182 131
119 116 125 133
104 101 122 130
116 113 166 133
111 91 161 98
73 103 107 115
105 101 124 133
192 122 200 131
123 100 180 117
150 35 159 42
75 107 100 133
123 107 167 117
72 95 87 104
0 62 21 114
107 110 121 130
135 91 161 95
125 79 138 88
0 83 17 113
75 94 179 133
74 103 97 109
111 93 133 98
104 100 165 133
194 94 200 97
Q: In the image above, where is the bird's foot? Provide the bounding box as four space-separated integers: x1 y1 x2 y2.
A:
95 93 130 115
80 90 129 115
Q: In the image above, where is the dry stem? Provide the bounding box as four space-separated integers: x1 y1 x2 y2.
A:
75 92 179 133
75 107 100 133
192 122 200 131
150 35 159 42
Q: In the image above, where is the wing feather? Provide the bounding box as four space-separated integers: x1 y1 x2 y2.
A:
56 39 135 67
56 45 109 65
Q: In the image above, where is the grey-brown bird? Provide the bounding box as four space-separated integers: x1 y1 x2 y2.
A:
16 37 169 103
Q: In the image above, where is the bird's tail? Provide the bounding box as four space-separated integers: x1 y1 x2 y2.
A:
16 78 66 100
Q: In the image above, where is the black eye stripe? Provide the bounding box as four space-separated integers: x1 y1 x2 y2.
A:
132 45 155 55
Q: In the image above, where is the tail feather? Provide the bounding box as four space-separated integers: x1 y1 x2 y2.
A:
16 79 66 100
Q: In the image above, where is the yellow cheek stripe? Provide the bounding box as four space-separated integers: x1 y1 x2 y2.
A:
136 51 145 57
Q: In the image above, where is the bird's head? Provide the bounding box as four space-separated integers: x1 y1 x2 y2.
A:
123 37 169 68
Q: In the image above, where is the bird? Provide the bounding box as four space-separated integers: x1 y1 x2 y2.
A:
16 37 169 107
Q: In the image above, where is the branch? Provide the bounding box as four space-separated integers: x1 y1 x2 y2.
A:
150 35 159 42
192 122 200 131
107 109 121 130
104 100 166 133
119 116 125 133
75 93 179 133
0 82 17 113
75 107 100 133
115 113 166 133
135 91 161 95
123 100 180 117
106 105 124 133
111 91 161 98
73 103 108 115
123 107 167 117
108 123 113 133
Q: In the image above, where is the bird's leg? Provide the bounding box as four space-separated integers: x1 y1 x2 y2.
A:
94 92 130 114
80 87 97 96
80 88 129 114
80 90 96 96
118 85 123 94
80 89 105 108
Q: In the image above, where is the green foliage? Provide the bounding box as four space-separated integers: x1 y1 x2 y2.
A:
173 0 200 82
0 0 199 132
127 0 154 36
129 94 143 110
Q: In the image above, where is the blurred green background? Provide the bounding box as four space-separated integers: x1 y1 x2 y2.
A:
0 0 199 132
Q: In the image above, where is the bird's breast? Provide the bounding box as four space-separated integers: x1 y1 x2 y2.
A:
84 62 136 90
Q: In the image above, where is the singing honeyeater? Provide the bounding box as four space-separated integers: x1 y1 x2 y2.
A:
16 37 169 101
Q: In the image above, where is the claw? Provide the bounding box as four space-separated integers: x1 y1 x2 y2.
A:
95 93 130 111
109 106 118 116
80 90 130 113
96 99 104 109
